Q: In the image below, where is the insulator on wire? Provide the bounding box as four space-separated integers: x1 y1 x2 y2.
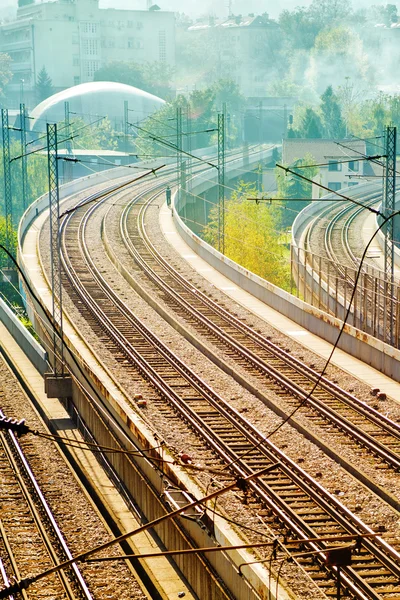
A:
0 416 30 436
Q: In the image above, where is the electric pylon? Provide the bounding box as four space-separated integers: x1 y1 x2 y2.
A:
47 123 64 375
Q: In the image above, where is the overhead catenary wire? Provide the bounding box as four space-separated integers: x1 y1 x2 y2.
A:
219 206 400 471
0 465 277 597
0 156 394 596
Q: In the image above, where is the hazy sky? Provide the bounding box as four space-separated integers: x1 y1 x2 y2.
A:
0 0 389 19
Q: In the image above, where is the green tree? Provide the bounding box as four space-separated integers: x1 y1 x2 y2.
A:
203 182 292 290
309 0 353 25
320 86 346 138
35 66 53 103
309 26 372 92
275 154 319 227
136 80 244 159
300 108 323 138
0 53 12 97
278 8 321 50
93 61 175 99
0 141 48 223
369 3 398 25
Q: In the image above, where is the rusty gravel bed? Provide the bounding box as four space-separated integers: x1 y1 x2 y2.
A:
53 176 400 600
0 348 148 599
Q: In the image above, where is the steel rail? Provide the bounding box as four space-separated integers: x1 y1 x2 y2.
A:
0 408 93 600
58 183 400 599
116 189 400 471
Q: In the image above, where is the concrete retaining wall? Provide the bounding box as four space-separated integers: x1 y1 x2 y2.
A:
0 297 48 375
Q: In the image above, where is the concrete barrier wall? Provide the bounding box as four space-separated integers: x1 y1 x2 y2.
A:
174 177 400 382
0 297 48 375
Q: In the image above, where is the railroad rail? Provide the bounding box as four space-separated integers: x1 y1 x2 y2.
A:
111 186 400 488
292 184 400 347
0 408 93 600
55 173 400 599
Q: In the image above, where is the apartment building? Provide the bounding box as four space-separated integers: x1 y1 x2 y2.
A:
0 0 175 107
187 14 280 98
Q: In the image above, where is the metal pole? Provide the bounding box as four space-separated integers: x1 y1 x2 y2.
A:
218 111 225 254
47 123 64 376
64 101 73 183
1 108 13 259
124 100 129 153
176 106 182 195
20 103 29 211
259 100 263 144
383 125 396 345
186 103 192 193
283 103 288 139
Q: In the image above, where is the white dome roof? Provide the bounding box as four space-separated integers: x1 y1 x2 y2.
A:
31 81 165 130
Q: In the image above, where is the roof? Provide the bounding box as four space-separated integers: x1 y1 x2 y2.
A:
188 14 275 31
282 138 383 177
30 81 164 130
282 138 367 165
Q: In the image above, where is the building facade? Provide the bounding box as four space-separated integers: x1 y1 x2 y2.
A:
0 0 175 107
187 14 280 98
282 139 381 198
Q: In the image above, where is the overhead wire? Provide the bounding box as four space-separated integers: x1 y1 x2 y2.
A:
217 207 400 471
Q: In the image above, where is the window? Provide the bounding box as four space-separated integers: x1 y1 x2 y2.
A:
159 30 166 62
137 21 143 30
84 60 100 78
348 160 359 172
328 160 341 172
82 22 97 34
73 55 80 66
72 32 79 44
328 182 341 191
74 76 80 85
83 39 98 55
127 21 133 28
348 182 358 187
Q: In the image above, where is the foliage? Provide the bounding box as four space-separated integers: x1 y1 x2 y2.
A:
307 26 372 92
0 53 12 98
12 305 39 340
0 216 17 268
93 60 175 100
64 117 119 151
309 0 353 25
290 107 323 139
267 78 302 98
320 86 346 138
36 66 53 104
0 141 48 224
275 154 319 228
369 3 398 25
136 80 244 158
203 182 292 290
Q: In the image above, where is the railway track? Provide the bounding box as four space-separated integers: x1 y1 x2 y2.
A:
300 184 400 345
0 409 93 600
111 188 400 483
56 174 400 599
